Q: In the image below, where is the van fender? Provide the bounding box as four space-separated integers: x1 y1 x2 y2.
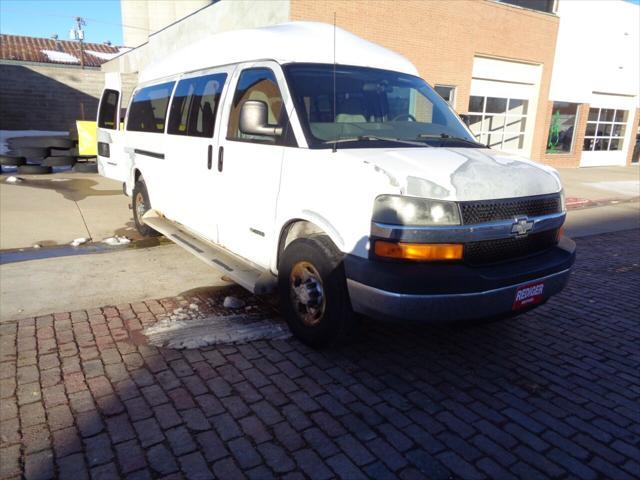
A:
272 210 345 273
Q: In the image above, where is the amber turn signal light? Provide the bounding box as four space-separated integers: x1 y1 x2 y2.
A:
374 241 463 261
557 226 565 240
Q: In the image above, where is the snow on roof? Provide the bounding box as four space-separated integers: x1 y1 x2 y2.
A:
139 22 418 84
85 50 119 61
0 34 128 67
41 49 80 64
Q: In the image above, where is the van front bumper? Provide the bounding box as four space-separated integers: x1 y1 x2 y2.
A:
344 236 576 322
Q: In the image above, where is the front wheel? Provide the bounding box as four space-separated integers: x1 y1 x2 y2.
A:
278 235 356 348
132 179 160 237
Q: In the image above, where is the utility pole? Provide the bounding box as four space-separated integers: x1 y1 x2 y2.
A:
70 17 86 69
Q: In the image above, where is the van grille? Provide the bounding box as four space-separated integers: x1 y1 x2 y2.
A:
464 229 558 265
459 194 562 225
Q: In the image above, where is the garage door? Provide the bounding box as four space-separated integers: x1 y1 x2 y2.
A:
467 57 542 157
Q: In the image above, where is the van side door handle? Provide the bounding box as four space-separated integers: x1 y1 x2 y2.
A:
218 146 224 172
207 145 213 170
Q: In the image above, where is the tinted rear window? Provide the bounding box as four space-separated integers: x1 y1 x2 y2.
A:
168 73 227 138
127 82 175 133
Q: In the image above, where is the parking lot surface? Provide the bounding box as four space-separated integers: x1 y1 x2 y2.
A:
1 229 639 479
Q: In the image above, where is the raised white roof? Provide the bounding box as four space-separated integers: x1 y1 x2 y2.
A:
139 22 419 83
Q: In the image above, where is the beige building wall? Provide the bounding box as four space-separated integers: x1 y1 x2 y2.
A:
121 0 213 47
290 0 559 163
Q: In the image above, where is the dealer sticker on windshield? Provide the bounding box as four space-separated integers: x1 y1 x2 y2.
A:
513 282 545 311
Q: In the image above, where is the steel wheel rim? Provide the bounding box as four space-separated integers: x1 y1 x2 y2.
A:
290 261 326 327
135 192 146 220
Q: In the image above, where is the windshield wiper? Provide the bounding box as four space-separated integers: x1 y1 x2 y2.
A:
325 135 429 148
417 133 485 147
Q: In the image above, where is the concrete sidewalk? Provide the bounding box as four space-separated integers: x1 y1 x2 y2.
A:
0 172 140 250
557 165 639 205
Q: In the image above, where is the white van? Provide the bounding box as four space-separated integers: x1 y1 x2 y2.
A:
97 22 575 346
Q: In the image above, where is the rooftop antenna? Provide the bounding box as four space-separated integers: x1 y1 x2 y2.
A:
70 16 86 69
332 12 338 153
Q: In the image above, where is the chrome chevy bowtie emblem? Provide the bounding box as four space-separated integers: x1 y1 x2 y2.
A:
511 217 534 237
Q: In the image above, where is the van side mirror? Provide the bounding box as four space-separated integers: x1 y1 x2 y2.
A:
239 100 283 137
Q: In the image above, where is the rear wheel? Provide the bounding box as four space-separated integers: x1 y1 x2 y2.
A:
132 179 160 237
278 235 356 347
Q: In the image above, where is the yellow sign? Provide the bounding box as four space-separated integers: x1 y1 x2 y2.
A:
76 120 97 156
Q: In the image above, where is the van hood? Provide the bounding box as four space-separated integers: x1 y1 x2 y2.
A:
341 146 562 201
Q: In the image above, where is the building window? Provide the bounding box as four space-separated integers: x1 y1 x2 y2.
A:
497 0 555 14
583 108 628 151
434 85 455 106
546 102 578 154
467 95 528 150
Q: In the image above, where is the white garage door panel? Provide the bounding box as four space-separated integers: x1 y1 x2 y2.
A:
472 56 542 84
470 78 535 100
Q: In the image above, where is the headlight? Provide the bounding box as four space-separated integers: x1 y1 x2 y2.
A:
373 195 461 226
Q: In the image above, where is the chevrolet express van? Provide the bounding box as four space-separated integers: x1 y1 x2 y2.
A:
97 22 575 346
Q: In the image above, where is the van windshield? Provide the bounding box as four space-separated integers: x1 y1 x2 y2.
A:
283 63 482 149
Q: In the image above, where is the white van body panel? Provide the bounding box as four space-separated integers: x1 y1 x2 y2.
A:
272 148 399 271
270 146 562 269
139 22 418 84
333 147 563 202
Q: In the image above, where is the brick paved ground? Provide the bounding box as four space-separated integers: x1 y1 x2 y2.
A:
1 229 639 480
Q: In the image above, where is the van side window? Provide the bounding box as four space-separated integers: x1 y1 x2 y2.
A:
227 68 295 146
98 89 119 129
168 73 227 138
127 81 175 133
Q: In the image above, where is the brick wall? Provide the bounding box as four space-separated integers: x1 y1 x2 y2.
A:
290 0 559 163
0 63 137 131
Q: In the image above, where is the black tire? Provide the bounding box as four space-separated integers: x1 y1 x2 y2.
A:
73 161 98 173
50 147 78 157
16 146 49 159
8 136 72 149
278 235 356 348
0 155 26 166
132 179 160 237
17 164 52 174
42 156 76 167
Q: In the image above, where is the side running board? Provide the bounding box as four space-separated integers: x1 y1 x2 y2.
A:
142 210 276 295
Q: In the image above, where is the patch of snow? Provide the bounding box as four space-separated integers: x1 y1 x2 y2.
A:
144 314 290 349
223 296 246 309
41 49 80 64
85 50 119 61
102 235 131 246
5 176 22 184
70 237 89 247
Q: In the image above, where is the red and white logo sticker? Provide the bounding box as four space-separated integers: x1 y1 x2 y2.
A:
513 282 545 310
